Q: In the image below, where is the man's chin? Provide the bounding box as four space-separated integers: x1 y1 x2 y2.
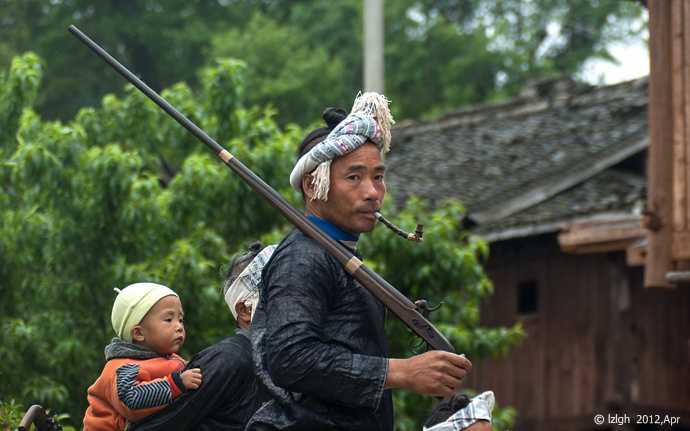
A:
357 220 378 233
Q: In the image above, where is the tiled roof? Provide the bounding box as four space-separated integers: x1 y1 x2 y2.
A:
474 169 646 242
385 77 649 241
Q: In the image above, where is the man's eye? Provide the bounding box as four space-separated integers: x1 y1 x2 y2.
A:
165 318 173 322
347 175 360 181
375 175 384 181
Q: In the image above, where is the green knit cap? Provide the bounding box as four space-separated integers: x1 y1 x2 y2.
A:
111 282 178 342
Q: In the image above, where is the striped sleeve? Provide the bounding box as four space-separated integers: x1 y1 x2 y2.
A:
115 363 173 410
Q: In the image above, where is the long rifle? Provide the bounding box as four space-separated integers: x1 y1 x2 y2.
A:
68 25 455 353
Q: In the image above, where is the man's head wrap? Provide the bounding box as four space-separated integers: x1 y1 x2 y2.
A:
223 244 276 321
297 107 347 159
290 92 395 201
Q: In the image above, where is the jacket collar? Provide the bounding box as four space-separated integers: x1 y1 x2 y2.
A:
307 214 358 250
104 337 163 361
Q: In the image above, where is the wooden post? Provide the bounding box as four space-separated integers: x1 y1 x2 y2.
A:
671 0 690 260
646 0 675 287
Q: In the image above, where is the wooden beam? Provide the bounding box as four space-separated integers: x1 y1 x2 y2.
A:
558 215 645 254
646 0 675 287
563 239 643 255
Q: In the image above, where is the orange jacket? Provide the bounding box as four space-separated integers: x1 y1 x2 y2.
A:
83 354 185 431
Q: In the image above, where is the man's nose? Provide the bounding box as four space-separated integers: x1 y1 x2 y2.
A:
362 177 383 201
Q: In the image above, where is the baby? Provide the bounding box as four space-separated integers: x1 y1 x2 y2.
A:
83 282 202 431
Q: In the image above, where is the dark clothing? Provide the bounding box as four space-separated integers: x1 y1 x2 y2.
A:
248 228 393 431
131 331 260 431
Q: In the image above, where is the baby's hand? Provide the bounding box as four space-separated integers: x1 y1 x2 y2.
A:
180 368 202 390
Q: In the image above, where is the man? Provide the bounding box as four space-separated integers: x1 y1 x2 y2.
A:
247 93 475 431
131 244 275 431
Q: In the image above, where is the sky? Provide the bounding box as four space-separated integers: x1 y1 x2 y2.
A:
579 10 650 85
580 37 649 85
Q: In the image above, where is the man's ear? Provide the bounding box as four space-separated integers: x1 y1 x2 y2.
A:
131 325 145 343
301 175 315 201
235 302 252 329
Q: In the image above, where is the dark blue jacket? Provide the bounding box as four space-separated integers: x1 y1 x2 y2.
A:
248 229 393 431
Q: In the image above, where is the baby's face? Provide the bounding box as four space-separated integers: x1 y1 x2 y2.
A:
138 295 185 355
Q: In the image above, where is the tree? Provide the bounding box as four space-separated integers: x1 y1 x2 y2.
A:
1 52 520 429
1 1 645 125
0 0 271 120
211 13 351 127
0 52 297 425
263 0 646 119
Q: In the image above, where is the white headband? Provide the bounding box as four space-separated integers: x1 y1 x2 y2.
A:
224 245 276 320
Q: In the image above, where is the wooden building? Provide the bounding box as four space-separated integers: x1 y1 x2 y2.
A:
387 74 690 430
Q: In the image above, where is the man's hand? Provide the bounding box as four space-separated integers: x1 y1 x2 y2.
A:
385 351 472 397
180 368 203 390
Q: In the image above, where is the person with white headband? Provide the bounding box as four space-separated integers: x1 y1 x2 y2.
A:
132 244 275 431
223 243 277 329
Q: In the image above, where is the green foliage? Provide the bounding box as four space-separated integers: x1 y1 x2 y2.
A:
211 13 350 126
0 399 24 430
466 0 646 92
0 53 292 425
0 0 645 126
492 402 518 431
0 51 518 430
0 52 42 147
0 0 271 120
0 399 77 431
214 0 645 122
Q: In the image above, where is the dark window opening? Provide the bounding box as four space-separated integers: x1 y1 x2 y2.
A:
517 281 539 315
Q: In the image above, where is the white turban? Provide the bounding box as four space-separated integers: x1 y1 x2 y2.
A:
224 245 276 320
289 92 394 201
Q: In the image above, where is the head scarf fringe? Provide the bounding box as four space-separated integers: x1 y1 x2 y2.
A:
351 91 394 154
310 160 332 201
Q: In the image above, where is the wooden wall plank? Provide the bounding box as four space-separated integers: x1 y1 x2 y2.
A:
593 257 610 407
672 0 686 233
631 271 690 410
480 240 690 430
578 256 597 416
673 231 690 259
646 0 675 287
684 0 690 234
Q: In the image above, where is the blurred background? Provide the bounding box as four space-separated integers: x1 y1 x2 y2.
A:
3 1 688 430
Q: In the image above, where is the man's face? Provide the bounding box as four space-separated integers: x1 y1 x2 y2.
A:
306 142 386 234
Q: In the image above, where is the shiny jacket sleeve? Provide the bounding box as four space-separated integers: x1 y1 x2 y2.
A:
263 246 388 410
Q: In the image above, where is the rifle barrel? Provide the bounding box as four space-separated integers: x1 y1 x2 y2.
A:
68 24 454 353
